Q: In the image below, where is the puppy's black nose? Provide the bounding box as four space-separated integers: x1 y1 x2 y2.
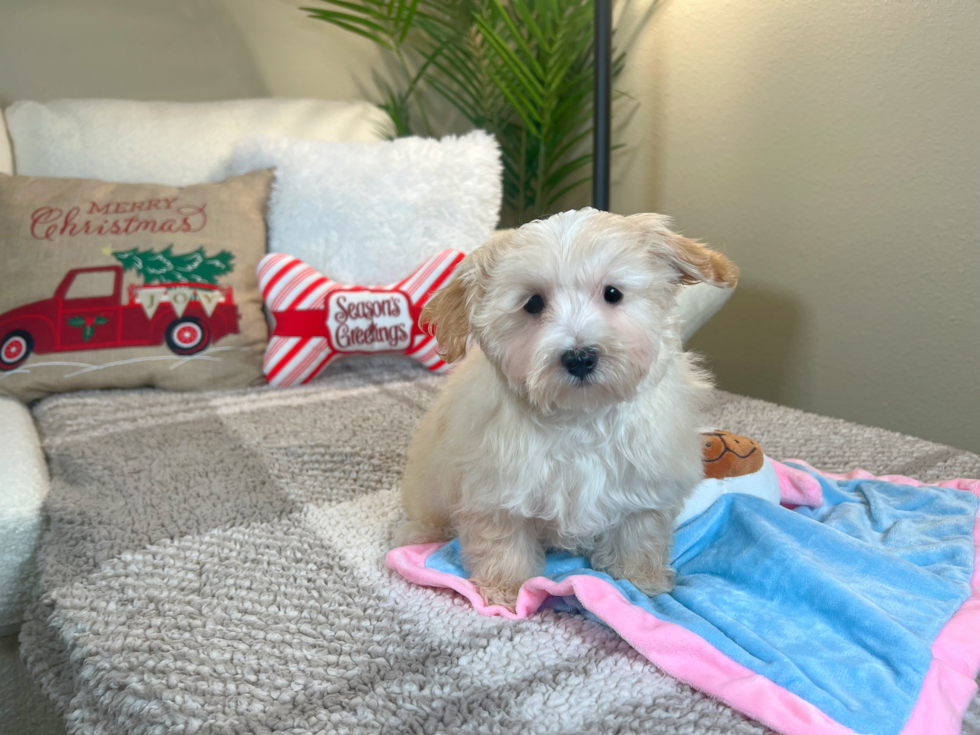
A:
561 347 599 380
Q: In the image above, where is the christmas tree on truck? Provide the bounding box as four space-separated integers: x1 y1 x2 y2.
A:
112 246 235 285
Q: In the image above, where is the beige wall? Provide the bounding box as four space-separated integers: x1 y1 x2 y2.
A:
0 0 383 105
1 0 977 451
608 0 980 453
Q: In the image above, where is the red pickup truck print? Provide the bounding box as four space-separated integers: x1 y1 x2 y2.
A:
0 265 240 370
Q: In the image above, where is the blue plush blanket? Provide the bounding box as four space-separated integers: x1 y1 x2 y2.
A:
389 462 980 735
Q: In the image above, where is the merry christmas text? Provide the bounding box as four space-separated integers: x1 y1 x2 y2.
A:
30 198 208 241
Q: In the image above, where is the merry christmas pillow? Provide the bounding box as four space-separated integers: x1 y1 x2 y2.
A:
0 170 273 401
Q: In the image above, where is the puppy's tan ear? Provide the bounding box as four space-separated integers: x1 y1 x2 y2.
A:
628 213 739 288
664 232 739 288
421 273 470 364
421 234 506 363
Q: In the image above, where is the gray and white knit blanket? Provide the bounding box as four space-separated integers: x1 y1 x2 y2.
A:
20 359 980 734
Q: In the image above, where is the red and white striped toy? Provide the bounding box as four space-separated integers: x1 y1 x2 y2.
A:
256 250 465 386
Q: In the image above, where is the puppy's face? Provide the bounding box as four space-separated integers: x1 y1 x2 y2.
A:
424 209 738 412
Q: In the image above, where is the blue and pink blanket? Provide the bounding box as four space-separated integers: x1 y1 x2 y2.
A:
387 460 980 735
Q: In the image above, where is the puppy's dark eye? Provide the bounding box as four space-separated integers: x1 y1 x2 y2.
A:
524 294 545 314
604 286 623 304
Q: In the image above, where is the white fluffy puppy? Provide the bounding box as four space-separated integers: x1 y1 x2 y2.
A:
396 209 738 608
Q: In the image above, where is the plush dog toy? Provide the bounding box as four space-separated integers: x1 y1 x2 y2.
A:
256 250 465 386
675 430 781 526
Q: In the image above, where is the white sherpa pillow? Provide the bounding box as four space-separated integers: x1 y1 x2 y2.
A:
230 131 502 285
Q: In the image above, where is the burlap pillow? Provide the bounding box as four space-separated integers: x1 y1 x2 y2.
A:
0 170 273 401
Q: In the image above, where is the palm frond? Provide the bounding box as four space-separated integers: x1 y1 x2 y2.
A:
301 7 393 48
304 0 631 223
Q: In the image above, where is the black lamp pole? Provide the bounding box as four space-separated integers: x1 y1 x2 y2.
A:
592 0 612 211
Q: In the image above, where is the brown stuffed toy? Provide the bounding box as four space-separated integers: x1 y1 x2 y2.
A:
701 431 765 480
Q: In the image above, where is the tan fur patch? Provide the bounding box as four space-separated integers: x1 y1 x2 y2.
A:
420 276 469 364
668 234 740 288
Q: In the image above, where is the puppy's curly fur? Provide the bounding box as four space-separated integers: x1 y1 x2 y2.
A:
396 209 738 608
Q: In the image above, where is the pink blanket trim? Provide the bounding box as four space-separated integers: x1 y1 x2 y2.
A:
386 466 980 735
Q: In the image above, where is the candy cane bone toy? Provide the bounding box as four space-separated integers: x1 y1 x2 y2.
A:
256 250 466 387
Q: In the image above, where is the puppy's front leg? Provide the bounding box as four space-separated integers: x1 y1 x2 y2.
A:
592 509 676 596
457 511 543 610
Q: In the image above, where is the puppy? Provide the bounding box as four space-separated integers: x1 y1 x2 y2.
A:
396 209 738 608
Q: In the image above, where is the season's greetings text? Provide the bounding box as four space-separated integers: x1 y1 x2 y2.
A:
30 197 208 241
327 291 413 352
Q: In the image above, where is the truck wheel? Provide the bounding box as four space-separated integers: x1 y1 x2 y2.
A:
0 330 33 371
165 317 210 356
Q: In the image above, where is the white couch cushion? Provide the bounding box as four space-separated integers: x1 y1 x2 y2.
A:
5 98 391 185
676 282 735 342
0 112 11 175
0 397 49 635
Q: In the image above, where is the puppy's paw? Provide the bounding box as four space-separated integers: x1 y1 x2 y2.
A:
608 562 676 597
475 580 524 611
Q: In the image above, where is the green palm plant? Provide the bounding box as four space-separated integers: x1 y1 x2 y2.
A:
302 0 625 224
